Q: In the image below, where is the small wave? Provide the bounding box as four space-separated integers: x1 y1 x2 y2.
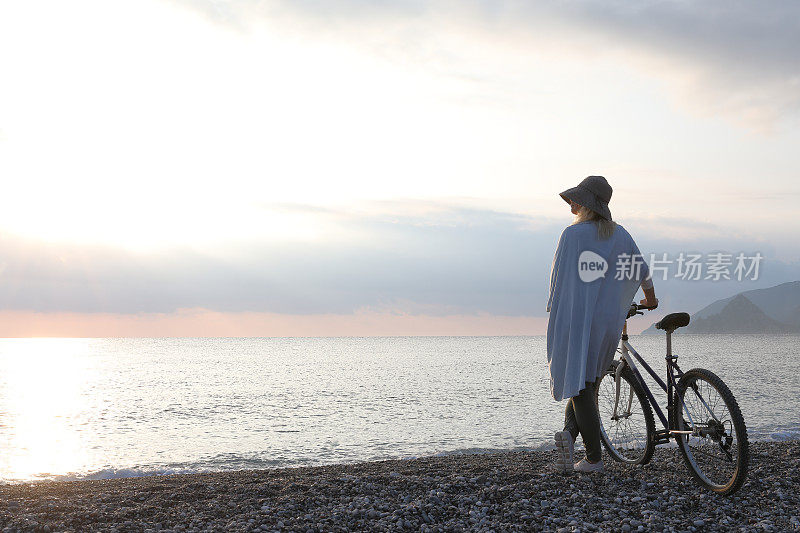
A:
750 427 800 441
7 454 294 483
432 441 556 458
29 445 558 482
0 467 203 484
53 466 201 482
7 430 798 485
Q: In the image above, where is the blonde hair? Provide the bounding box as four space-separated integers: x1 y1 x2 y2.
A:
574 206 617 240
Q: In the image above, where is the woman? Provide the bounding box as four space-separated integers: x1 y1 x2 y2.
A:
546 175 657 473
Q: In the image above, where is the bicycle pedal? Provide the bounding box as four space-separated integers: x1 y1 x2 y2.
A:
653 429 671 445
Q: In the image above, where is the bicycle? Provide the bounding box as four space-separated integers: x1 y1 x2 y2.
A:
594 303 749 495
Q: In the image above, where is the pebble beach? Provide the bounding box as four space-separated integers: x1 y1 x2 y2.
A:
1 440 797 532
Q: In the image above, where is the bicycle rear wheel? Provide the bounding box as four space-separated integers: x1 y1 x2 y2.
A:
595 363 655 464
673 368 749 495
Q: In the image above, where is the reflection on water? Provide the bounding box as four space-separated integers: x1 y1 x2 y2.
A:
0 339 96 480
0 335 798 482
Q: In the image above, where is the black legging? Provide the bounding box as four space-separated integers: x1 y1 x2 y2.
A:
563 378 603 463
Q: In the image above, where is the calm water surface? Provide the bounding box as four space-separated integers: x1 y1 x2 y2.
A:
0 335 797 482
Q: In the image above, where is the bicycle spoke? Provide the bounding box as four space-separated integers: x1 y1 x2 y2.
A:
687 440 735 464
675 370 747 494
596 369 654 464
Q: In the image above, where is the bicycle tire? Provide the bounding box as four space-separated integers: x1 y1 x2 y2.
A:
673 368 749 496
595 364 655 465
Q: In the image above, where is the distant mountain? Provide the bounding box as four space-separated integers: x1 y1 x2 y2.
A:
642 281 800 334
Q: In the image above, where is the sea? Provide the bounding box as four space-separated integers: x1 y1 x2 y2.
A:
1 335 798 483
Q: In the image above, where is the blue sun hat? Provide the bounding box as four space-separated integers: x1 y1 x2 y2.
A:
559 175 613 221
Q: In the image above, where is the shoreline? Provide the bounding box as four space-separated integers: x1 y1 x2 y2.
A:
1 441 798 532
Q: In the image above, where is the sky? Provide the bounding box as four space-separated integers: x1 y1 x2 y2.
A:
1 0 799 336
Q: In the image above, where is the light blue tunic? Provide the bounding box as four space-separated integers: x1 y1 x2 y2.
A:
546 222 649 401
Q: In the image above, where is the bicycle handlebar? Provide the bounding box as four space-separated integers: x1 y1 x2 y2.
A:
627 302 657 318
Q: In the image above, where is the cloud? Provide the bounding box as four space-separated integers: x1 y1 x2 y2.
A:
535 0 800 130
2 203 799 322
173 0 800 130
0 205 561 316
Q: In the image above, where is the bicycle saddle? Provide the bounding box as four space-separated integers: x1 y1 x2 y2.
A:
655 312 690 331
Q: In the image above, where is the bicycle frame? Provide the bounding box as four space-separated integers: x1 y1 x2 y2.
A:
603 305 748 494
613 320 695 443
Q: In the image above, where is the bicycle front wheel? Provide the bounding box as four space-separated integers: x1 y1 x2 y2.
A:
596 364 655 465
673 368 749 495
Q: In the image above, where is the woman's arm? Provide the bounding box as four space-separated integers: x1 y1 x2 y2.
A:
640 277 658 308
632 237 657 308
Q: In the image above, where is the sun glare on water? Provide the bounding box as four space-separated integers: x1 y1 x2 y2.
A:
0 339 97 481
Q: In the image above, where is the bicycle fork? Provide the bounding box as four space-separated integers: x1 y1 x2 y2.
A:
612 340 635 421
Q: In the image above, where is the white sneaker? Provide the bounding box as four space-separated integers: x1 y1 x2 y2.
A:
574 457 604 473
554 431 575 473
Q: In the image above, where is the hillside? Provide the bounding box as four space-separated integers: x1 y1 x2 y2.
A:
643 281 800 334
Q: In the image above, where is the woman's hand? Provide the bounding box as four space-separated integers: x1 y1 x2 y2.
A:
640 287 658 309
640 286 658 309
640 297 658 309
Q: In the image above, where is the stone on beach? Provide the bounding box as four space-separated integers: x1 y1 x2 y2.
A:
0 441 797 532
